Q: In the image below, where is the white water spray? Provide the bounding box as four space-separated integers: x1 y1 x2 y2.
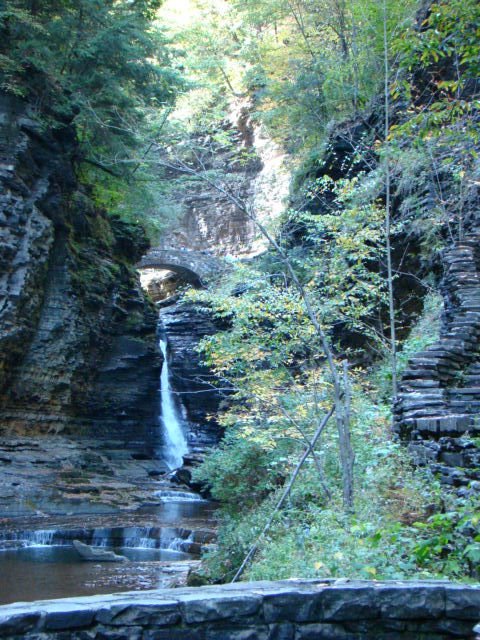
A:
159 337 188 469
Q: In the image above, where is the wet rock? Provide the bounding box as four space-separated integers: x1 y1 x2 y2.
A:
73 540 128 562
0 436 166 517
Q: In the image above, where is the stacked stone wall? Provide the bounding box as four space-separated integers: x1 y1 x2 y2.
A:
395 233 480 492
0 580 479 640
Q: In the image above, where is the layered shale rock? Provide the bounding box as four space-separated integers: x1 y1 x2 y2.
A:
395 233 480 493
0 89 160 449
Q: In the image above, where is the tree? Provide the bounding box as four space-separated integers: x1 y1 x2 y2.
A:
224 0 417 151
152 140 356 512
0 0 184 172
382 0 398 402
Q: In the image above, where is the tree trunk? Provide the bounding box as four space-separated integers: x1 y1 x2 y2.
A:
383 0 398 405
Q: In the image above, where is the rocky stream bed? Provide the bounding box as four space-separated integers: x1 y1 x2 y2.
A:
0 436 216 605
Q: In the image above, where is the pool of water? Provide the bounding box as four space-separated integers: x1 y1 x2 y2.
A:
0 545 192 605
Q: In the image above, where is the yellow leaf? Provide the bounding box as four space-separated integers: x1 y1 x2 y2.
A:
314 561 324 570
365 566 377 576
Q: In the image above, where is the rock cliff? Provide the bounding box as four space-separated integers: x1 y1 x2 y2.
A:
159 101 290 258
0 90 160 451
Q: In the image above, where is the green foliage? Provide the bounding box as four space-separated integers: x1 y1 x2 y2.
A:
396 0 480 90
81 164 182 243
196 372 455 583
387 0 480 243
198 393 479 584
395 292 442 368
411 496 480 579
194 434 280 512
285 174 387 336
387 117 479 249
230 0 416 152
190 274 478 584
0 0 187 234
0 1 179 154
374 292 442 400
158 0 417 157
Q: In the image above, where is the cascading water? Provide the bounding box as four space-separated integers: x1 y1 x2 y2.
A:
154 489 207 502
159 336 188 469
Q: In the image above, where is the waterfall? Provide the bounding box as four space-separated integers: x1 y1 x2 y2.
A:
159 336 188 469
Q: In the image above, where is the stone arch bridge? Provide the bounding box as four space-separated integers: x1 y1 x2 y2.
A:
137 248 225 285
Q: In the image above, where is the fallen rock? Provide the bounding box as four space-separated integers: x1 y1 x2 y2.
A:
72 539 128 562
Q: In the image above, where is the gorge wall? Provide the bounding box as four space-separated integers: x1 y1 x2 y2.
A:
0 90 160 451
158 100 290 258
0 87 285 458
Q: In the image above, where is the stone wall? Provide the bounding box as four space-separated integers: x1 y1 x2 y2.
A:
0 580 479 639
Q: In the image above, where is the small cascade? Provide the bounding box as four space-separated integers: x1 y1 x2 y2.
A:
0 525 207 553
158 336 188 469
27 530 56 546
167 530 195 552
160 527 193 551
154 489 207 503
90 526 161 549
120 527 157 549
0 529 57 548
90 528 111 548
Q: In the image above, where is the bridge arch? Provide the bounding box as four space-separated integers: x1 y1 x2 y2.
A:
137 249 224 286
138 260 201 286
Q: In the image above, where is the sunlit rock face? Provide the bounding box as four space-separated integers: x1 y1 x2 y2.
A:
140 269 181 303
0 90 160 447
158 101 290 258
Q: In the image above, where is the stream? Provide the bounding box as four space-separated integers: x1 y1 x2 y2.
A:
0 322 214 605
